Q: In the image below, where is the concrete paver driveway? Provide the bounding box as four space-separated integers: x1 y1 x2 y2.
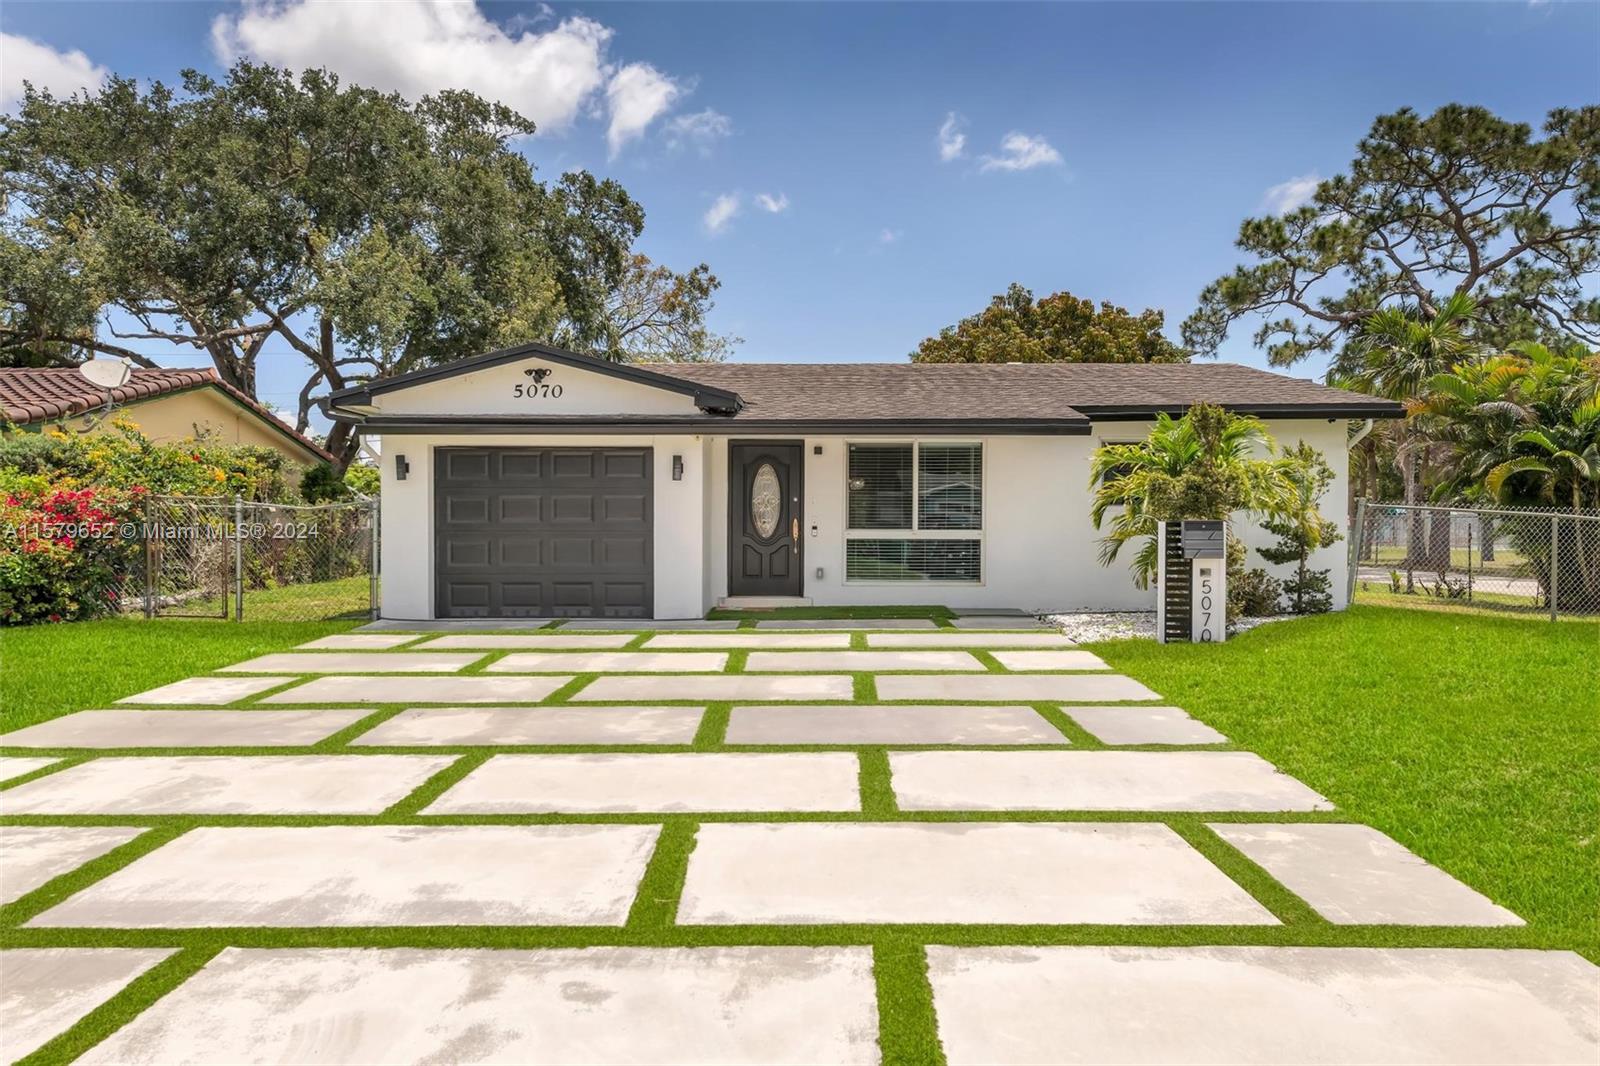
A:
2 621 1593 1064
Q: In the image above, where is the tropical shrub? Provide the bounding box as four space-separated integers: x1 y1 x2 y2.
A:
1256 442 1342 613
1230 564 1284 618
1415 342 1600 611
0 478 145 623
1089 403 1297 589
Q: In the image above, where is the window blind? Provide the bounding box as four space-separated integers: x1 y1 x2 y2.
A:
917 443 982 530
847 444 913 530
846 539 982 583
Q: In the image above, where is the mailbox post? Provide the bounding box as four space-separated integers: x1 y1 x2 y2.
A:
1157 519 1227 643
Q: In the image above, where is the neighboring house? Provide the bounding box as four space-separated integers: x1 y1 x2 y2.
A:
324 342 1402 620
0 367 332 467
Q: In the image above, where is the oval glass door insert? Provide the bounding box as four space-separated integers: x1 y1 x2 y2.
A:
751 463 781 538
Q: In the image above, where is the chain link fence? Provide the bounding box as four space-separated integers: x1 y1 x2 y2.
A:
1349 501 1600 619
117 495 377 622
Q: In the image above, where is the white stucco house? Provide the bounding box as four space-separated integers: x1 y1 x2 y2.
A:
324 343 1401 620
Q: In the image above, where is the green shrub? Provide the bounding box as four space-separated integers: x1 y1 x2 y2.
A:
0 479 144 624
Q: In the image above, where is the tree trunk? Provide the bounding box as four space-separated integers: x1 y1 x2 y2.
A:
1479 513 1496 562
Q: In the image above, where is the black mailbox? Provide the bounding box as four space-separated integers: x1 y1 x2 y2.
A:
1181 519 1225 559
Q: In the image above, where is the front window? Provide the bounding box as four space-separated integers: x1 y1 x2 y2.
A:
846 442 983 582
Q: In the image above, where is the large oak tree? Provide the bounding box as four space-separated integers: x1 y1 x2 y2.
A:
0 64 729 467
1183 105 1600 367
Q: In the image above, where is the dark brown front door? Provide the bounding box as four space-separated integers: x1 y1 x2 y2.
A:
729 441 803 597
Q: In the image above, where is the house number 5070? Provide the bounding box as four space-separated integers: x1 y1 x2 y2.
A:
513 383 563 398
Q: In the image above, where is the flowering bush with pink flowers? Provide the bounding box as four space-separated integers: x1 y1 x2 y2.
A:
0 480 147 624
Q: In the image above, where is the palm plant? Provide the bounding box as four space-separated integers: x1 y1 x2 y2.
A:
1334 292 1482 573
1089 403 1296 589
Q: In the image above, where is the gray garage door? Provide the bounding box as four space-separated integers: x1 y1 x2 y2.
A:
434 447 653 619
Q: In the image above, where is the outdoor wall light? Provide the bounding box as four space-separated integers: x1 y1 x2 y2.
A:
395 454 410 481
672 455 684 480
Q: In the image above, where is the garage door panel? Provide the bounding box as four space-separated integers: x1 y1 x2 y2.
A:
435 448 652 619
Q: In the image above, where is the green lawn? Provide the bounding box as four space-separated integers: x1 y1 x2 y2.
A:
1090 606 1600 961
0 617 358 731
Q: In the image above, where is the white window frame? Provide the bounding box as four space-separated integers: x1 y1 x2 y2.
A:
842 439 985 585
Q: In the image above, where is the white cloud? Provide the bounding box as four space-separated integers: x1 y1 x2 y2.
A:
755 192 790 214
879 228 901 244
664 108 732 154
605 62 681 156
937 112 967 162
1261 173 1322 215
211 0 685 151
704 193 741 235
1 33 107 111
979 131 1063 173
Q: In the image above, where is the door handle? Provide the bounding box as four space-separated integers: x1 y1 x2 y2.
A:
791 518 799 551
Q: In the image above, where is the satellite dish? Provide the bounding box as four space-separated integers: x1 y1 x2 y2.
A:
79 357 132 390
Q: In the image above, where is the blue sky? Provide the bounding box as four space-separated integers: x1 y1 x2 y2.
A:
3 1 1597 424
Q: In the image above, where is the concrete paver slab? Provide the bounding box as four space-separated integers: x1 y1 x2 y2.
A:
745 650 983 672
117 676 295 705
948 617 1047 630
352 706 704 746
358 619 556 632
219 652 482 673
876 675 1164 701
753 618 940 630
725 705 1065 745
426 753 861 813
0 755 455 815
1 949 176 1062
990 650 1110 671
0 709 372 749
562 619 740 630
576 674 855 702
29 825 659 928
1 827 145 904
82 946 879 1066
889 751 1331 811
1065 705 1229 745
0 756 58 781
926 946 1600 1065
487 652 728 673
412 634 635 649
646 633 852 649
679 822 1275 925
296 634 419 650
877 673 1161 702
1211 823 1524 926
868 633 1078 648
952 608 1030 617
262 675 571 704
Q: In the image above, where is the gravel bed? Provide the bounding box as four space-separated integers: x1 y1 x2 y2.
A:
1043 611 1294 643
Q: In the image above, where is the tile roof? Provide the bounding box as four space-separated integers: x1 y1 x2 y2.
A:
0 366 333 461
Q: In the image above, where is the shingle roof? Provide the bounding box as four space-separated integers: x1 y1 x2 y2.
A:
0 366 334 461
640 361 1402 421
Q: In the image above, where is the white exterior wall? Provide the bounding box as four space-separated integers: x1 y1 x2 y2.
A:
360 354 1352 619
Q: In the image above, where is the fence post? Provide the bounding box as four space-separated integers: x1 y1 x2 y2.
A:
1549 514 1559 621
143 496 155 619
369 497 380 622
234 495 244 622
1346 498 1367 608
